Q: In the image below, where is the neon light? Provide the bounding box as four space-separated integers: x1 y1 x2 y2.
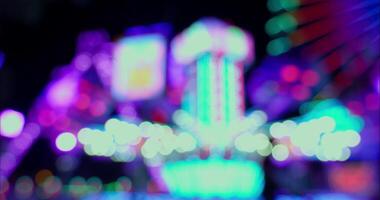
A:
162 158 264 199
112 34 166 101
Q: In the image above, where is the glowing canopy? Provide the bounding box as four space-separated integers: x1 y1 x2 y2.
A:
172 18 254 66
162 158 264 199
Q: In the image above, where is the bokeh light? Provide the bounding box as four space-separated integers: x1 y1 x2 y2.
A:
272 144 289 161
280 64 300 83
0 8 378 200
0 109 25 138
15 176 34 199
55 132 77 152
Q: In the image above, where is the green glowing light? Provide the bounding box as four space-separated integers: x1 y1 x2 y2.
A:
268 0 300 12
197 54 212 125
209 56 217 124
162 158 264 198
267 37 292 55
266 14 298 35
281 0 300 10
300 99 364 132
223 59 231 123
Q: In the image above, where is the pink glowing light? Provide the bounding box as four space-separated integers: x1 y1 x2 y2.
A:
301 69 320 86
89 100 107 117
74 93 91 110
291 84 310 101
0 109 25 138
280 65 300 83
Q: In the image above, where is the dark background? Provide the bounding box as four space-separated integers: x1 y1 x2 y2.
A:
0 0 270 111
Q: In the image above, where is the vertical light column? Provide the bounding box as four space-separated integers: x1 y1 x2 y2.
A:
209 55 218 124
171 18 254 146
196 54 212 125
219 58 243 125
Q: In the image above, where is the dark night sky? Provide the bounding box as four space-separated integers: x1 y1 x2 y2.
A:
0 0 270 112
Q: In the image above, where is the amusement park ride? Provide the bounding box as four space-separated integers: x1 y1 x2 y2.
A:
0 17 371 199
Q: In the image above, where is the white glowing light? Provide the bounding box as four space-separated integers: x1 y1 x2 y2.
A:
270 120 297 139
272 116 361 161
78 118 193 159
141 138 160 159
254 133 270 150
271 144 289 161
176 133 197 153
234 133 256 153
0 109 25 138
257 143 273 157
56 132 77 152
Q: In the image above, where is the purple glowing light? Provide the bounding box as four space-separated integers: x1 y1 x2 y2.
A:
46 76 78 107
73 53 92 71
0 109 25 138
0 153 16 171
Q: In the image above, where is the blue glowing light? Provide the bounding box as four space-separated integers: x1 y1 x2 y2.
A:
0 51 4 69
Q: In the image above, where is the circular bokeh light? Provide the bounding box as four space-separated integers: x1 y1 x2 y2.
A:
55 132 77 152
280 64 300 83
0 109 25 138
15 176 34 199
272 144 289 161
